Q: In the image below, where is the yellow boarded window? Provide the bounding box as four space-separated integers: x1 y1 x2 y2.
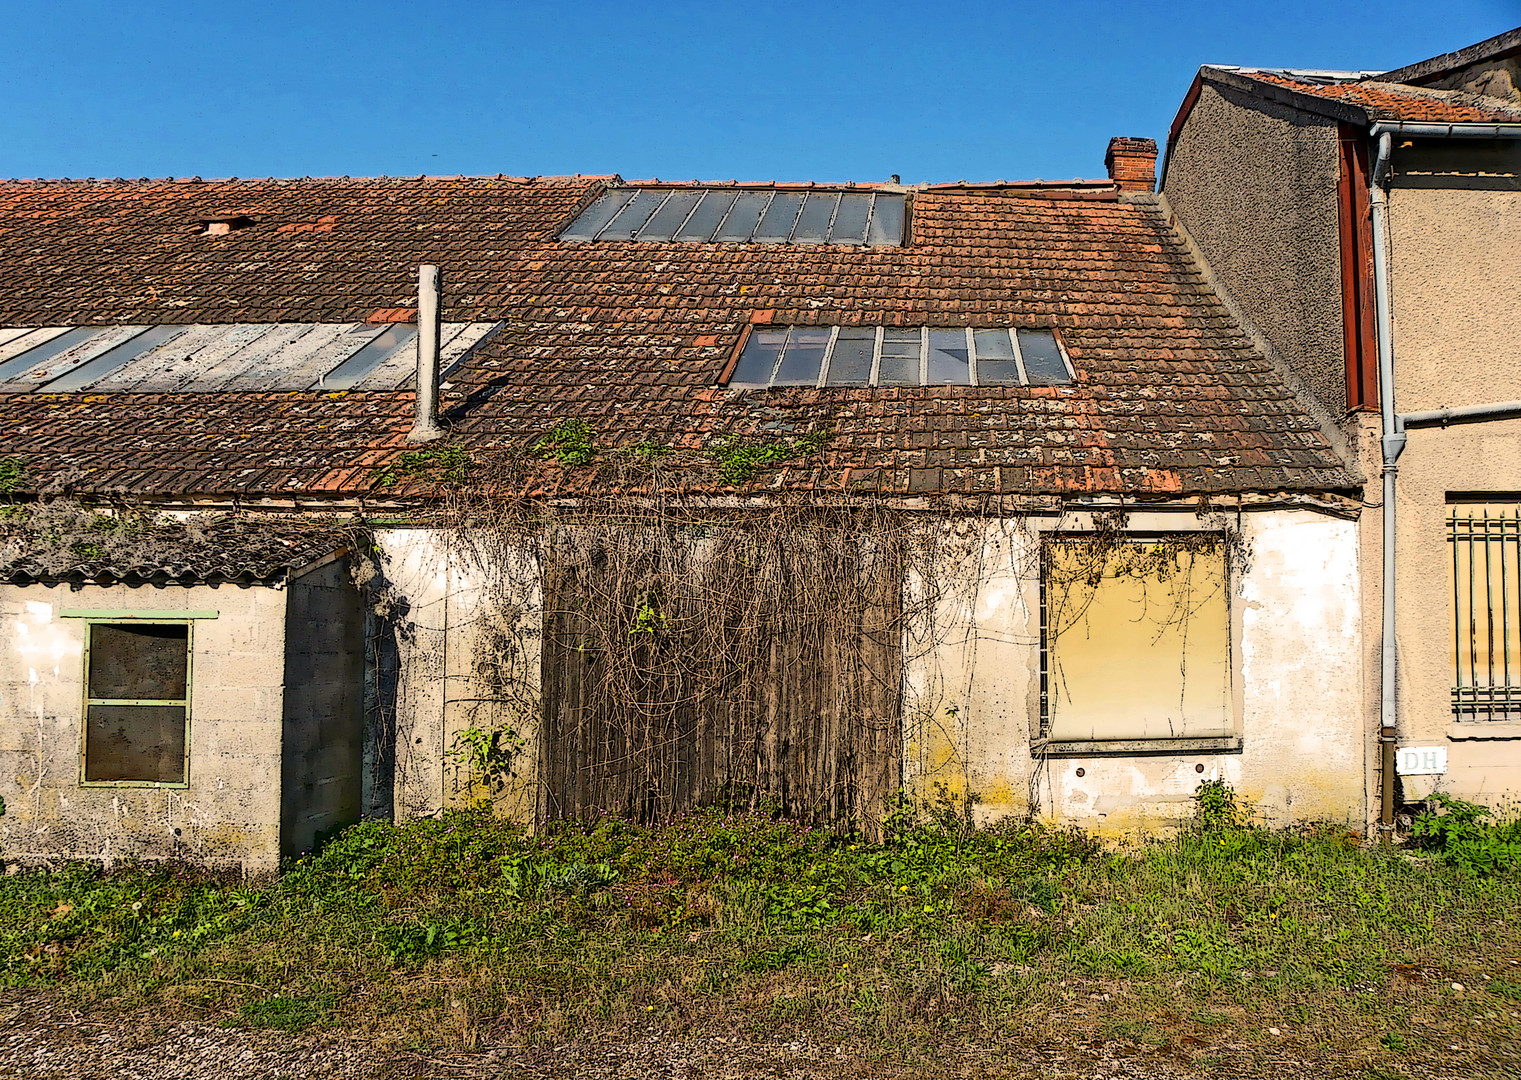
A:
1448 502 1521 720
1042 538 1231 742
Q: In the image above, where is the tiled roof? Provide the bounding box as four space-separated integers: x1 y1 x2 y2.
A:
0 509 354 585
1230 70 1521 124
0 175 1356 501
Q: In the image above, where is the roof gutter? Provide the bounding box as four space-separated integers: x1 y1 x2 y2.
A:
1369 121 1521 139
1370 118 1521 839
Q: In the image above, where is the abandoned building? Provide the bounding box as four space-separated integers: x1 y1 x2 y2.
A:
0 26 1516 870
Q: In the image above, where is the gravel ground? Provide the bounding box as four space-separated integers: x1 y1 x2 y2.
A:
0 993 1492 1079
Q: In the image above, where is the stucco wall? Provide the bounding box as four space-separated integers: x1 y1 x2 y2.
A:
1380 419 1521 804
0 583 287 871
1163 82 1348 415
280 557 364 858
903 509 1365 834
1388 156 1521 412
373 529 541 822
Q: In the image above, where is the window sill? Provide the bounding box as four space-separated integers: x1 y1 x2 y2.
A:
1033 736 1243 758
1448 722 1521 740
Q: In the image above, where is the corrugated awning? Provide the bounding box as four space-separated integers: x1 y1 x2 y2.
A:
0 322 500 393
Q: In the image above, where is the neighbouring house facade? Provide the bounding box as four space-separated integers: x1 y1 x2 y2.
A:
1161 25 1521 830
11 27 1516 866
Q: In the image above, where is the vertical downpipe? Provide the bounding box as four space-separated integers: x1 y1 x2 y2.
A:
1369 132 1403 843
408 264 445 444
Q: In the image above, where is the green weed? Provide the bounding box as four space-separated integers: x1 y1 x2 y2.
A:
533 419 596 466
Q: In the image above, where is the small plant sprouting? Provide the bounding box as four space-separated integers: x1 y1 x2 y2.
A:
371 444 474 487
0 458 24 496
1192 779 1250 830
534 419 596 466
627 441 671 463
448 723 526 809
630 593 669 637
709 430 831 484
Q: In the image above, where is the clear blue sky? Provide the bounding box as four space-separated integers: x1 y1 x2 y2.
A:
4 1 1517 185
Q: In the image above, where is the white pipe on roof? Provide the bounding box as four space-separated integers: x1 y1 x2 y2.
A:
408 264 445 444
1370 121 1521 139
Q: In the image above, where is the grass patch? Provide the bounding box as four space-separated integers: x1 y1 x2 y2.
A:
3 799 1521 1073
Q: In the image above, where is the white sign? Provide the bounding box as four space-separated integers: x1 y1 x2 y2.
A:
1396 746 1448 776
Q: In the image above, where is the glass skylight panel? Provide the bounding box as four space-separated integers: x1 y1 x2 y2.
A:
727 325 1071 389
674 191 737 241
558 189 637 241
824 327 874 386
597 190 668 241
714 192 772 241
773 327 829 383
1018 329 1071 384
559 188 905 245
634 190 703 241
317 325 418 390
791 193 839 242
866 193 906 245
974 329 1022 385
878 328 922 386
730 328 789 386
926 329 971 386
830 194 873 243
754 193 806 243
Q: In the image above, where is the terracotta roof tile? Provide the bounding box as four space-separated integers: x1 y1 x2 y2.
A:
1236 71 1521 124
0 175 1356 500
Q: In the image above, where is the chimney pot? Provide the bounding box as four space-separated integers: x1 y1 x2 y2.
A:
1105 136 1158 193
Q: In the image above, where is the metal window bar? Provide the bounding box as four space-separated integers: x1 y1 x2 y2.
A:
1449 504 1521 719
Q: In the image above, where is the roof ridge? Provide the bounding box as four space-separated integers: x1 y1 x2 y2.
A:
0 173 612 187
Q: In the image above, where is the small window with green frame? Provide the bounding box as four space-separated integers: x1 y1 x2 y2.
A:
81 621 192 786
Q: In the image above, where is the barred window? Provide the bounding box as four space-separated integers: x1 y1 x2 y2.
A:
1449 502 1521 720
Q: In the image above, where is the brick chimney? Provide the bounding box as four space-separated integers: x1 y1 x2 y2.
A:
1105 137 1157 193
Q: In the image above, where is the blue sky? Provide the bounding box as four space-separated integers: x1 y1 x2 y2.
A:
4 1 1517 184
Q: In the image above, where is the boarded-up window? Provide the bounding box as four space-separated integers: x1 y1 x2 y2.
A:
82 623 190 784
1042 538 1230 743
1449 503 1521 720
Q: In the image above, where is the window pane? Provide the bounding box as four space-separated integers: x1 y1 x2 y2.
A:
830 194 872 243
791 193 839 242
675 192 737 241
878 328 921 386
634 190 702 241
730 329 788 386
714 192 772 241
926 329 970 385
975 329 1021 385
558 189 637 241
825 328 875 386
973 329 1014 360
1044 542 1230 741
1019 329 1070 384
774 327 830 384
1449 503 1521 719
866 194 906 245
753 193 805 243
89 623 188 700
597 190 668 241
84 704 187 783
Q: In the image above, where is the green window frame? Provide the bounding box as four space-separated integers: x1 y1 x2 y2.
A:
78 618 196 788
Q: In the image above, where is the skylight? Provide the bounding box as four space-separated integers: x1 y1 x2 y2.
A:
727 326 1072 389
0 322 499 393
560 188 906 246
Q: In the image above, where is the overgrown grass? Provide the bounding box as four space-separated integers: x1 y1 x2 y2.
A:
4 799 1521 1076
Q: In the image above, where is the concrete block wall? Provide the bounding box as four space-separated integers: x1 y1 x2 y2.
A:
280 557 364 857
0 582 287 872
